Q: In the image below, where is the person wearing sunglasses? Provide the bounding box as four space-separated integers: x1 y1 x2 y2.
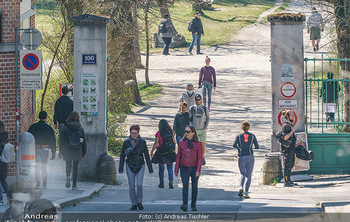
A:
175 126 202 212
233 121 259 199
189 94 209 165
119 125 153 211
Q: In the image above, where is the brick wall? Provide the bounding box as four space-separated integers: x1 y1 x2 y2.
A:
0 0 20 43
0 0 36 177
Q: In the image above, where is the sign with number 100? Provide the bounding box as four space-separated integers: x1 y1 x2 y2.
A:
82 54 97 65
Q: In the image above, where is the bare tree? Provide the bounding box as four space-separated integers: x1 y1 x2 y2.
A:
307 0 350 131
40 0 85 111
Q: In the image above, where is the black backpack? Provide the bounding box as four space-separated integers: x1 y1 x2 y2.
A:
68 129 82 150
188 20 193 32
159 22 167 33
158 133 175 158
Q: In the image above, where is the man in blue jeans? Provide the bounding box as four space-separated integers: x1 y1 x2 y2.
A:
188 12 204 55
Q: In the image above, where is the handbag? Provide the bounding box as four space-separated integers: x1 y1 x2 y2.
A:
295 145 314 161
276 130 292 151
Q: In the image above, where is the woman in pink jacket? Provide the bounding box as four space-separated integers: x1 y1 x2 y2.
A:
175 125 202 212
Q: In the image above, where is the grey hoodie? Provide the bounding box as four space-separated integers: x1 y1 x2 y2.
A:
158 18 177 38
180 92 196 112
189 102 209 130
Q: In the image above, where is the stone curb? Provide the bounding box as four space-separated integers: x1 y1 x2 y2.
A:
53 183 105 209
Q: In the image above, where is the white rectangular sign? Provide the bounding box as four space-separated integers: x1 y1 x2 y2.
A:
20 50 42 90
278 99 298 109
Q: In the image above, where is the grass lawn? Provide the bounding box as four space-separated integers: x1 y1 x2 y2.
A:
36 0 276 53
138 83 163 101
138 0 276 52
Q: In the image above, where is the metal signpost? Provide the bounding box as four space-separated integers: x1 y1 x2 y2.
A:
15 27 42 184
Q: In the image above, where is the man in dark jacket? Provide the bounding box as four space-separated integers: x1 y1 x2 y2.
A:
188 12 204 55
54 86 73 132
28 111 56 189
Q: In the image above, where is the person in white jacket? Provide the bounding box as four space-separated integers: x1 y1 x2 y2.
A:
180 84 196 112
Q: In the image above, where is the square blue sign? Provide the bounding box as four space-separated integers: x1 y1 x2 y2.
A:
82 54 97 65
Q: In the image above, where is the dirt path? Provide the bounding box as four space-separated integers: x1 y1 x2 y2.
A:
118 0 322 190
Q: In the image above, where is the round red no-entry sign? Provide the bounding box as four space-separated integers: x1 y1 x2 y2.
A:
22 53 39 71
280 82 296 98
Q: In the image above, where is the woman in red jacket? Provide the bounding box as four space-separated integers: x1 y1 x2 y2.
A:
175 125 202 212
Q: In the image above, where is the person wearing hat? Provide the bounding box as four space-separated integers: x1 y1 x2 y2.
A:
307 7 324 52
189 94 209 165
158 13 178 55
53 86 73 133
188 12 204 55
28 111 56 189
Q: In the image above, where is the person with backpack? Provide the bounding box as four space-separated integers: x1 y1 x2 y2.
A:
158 14 178 55
0 120 9 205
198 56 216 110
59 111 87 190
188 12 204 55
189 94 209 165
54 86 73 156
28 111 56 189
151 119 176 189
119 125 153 211
321 72 341 122
175 125 202 212
173 102 190 144
233 121 259 199
280 109 297 187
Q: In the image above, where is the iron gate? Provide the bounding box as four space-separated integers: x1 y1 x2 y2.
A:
304 55 350 174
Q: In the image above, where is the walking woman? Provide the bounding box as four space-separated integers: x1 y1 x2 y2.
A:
59 111 87 190
175 126 202 212
119 125 153 211
280 110 296 187
198 56 216 110
173 102 190 144
151 119 176 189
158 14 178 55
0 120 9 205
233 121 259 199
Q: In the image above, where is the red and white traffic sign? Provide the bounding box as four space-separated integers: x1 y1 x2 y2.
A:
278 110 297 127
20 50 42 90
280 82 296 98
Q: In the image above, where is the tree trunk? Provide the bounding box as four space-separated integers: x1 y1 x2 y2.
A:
156 0 170 17
145 0 151 86
132 2 142 68
120 0 142 105
334 0 350 131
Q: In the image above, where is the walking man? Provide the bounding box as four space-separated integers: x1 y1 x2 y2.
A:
307 7 324 52
28 111 56 189
188 12 204 55
189 94 209 165
54 86 73 134
180 84 196 112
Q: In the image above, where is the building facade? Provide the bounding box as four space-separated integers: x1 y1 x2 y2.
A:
0 0 36 177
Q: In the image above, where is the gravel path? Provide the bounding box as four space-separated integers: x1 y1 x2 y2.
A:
116 0 331 191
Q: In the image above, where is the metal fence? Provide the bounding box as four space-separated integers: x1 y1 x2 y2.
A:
305 55 350 133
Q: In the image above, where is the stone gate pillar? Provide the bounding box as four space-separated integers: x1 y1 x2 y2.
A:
71 15 115 183
268 13 306 152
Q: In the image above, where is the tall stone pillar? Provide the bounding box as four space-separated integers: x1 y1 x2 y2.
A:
268 14 306 152
71 15 115 182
